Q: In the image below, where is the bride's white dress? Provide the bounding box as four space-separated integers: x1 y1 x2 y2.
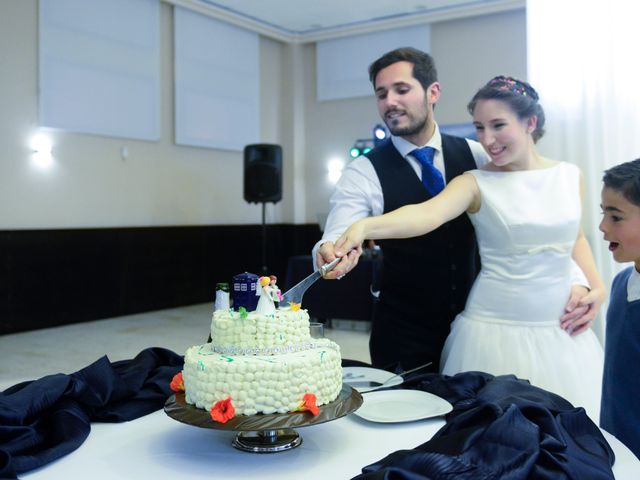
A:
441 162 603 422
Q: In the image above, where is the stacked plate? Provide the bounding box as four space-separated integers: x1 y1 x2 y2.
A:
343 367 453 423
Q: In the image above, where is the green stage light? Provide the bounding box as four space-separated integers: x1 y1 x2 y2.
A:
349 147 361 158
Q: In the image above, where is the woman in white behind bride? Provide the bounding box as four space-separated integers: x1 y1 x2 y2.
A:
334 76 606 421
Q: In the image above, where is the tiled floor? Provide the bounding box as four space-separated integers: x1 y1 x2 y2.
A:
0 303 371 390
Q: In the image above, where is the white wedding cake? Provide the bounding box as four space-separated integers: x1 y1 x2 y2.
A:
177 276 342 421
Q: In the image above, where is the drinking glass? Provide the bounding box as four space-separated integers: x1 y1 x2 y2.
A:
309 322 324 339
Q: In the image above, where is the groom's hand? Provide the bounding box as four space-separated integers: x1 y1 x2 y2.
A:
560 285 605 336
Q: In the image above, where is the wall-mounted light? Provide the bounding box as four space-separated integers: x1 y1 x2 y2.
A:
327 157 344 184
30 133 53 168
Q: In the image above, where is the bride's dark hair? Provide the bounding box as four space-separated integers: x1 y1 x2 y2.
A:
468 76 546 143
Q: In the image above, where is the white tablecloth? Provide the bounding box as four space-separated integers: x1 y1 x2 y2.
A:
20 409 639 479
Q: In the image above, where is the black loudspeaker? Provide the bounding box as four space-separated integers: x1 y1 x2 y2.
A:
243 144 282 203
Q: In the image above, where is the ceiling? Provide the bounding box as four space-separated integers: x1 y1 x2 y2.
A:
171 0 525 43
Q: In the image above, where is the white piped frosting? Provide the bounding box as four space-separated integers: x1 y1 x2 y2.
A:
210 307 311 352
182 306 342 416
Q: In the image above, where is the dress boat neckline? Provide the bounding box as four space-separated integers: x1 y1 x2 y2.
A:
478 162 564 174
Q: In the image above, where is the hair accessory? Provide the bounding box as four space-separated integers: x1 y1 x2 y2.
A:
487 75 538 100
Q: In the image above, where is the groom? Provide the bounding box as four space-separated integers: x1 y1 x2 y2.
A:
313 48 597 372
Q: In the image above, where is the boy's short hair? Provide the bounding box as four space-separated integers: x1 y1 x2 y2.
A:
603 158 640 206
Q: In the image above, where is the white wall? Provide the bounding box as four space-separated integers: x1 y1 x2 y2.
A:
0 0 290 229
0 1 525 230
434 10 527 124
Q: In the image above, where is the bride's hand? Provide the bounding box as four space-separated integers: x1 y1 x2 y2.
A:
334 222 366 259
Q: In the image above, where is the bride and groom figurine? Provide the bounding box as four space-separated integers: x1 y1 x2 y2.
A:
256 275 283 314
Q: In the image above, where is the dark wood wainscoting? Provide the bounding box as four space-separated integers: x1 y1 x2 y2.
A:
0 224 321 334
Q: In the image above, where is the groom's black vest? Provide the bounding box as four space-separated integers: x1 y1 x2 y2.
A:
367 134 479 369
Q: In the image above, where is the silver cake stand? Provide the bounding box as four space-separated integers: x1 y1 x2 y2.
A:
164 384 363 453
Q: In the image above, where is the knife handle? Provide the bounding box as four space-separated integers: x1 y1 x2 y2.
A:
319 257 341 277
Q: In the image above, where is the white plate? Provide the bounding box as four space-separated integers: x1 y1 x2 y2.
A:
353 389 453 423
342 366 404 392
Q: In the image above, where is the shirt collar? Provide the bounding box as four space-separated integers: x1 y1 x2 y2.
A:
628 266 640 302
391 124 442 159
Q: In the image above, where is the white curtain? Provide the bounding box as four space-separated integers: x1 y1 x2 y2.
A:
527 0 640 340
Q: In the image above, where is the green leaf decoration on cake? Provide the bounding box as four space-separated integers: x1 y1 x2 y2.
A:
197 345 215 356
238 307 248 319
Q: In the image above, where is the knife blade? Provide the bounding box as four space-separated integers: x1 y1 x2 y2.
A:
280 257 341 306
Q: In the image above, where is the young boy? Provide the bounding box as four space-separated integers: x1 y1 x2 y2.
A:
599 158 640 459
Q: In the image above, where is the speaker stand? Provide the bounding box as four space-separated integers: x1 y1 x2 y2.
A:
261 202 268 274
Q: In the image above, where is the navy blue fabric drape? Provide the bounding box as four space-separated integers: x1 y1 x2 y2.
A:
352 372 615 480
0 347 183 479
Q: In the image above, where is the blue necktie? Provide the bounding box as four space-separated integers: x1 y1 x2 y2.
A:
413 147 444 196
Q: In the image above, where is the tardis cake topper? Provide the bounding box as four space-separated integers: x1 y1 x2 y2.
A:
231 272 259 311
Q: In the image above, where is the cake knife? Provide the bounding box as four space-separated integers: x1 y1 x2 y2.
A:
359 361 434 393
280 257 341 306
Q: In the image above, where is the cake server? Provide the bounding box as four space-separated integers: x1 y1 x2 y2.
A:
280 257 341 306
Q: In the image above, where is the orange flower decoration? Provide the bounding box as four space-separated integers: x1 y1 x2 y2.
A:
296 393 320 416
289 302 301 311
210 397 235 423
170 372 185 393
